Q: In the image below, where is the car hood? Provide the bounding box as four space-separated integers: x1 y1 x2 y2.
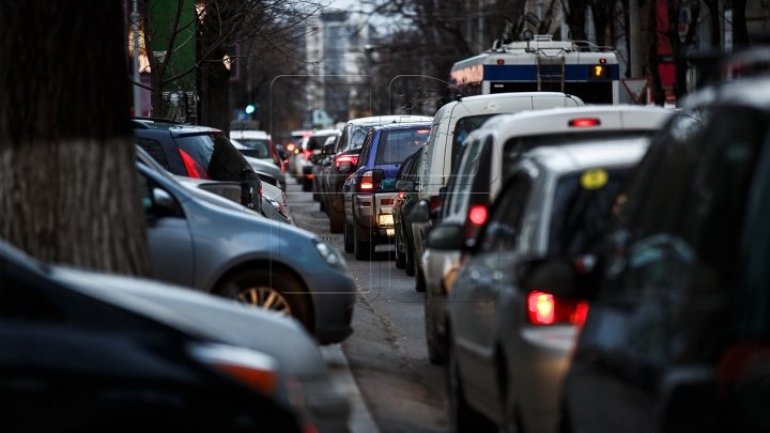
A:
51 267 327 377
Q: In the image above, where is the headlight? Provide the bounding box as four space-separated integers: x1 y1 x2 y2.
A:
315 240 346 271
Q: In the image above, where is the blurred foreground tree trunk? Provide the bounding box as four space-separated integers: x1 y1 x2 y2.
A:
0 1 151 276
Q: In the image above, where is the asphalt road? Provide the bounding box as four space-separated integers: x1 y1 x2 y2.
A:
285 177 449 433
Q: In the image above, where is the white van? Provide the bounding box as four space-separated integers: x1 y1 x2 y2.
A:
410 92 583 286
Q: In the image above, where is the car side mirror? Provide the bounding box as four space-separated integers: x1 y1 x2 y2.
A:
426 223 464 251
150 187 178 218
396 180 416 192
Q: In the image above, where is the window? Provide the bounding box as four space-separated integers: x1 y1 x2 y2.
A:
451 114 495 171
136 138 170 170
375 127 430 165
478 173 532 252
357 131 374 169
237 139 270 158
174 134 216 171
548 167 633 256
449 136 487 216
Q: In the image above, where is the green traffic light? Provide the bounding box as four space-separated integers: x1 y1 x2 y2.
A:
245 104 256 114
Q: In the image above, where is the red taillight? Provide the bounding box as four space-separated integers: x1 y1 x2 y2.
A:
335 154 358 168
360 170 375 191
468 205 488 226
429 195 443 214
568 118 601 128
527 291 589 326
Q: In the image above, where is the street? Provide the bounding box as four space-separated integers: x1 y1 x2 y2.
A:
286 177 449 433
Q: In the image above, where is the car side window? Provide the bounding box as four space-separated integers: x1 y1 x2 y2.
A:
478 172 532 252
137 138 170 170
357 130 374 169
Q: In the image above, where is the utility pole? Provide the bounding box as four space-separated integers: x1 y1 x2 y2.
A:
629 0 642 77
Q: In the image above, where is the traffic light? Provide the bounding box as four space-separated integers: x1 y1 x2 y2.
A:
245 104 256 115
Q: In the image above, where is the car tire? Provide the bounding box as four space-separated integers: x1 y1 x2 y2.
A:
329 205 344 233
414 263 425 292
405 241 415 277
447 333 497 433
424 298 444 365
343 221 354 253
394 226 406 269
353 226 372 261
215 269 312 332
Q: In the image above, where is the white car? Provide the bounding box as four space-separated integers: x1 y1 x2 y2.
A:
421 105 673 364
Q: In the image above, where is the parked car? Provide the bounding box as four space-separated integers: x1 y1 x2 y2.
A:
133 118 262 212
411 93 584 292
292 129 340 191
392 147 425 274
321 115 432 233
231 138 287 190
342 121 431 260
439 137 650 433
418 105 673 364
515 76 770 433
135 145 292 224
229 128 281 167
313 134 341 206
0 240 302 433
137 162 355 344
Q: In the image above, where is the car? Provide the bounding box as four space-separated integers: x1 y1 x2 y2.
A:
133 118 262 212
411 93 584 292
137 162 355 344
342 121 431 260
135 145 292 224
439 137 651 433
0 240 302 433
313 134 341 206
418 105 673 363
521 76 770 433
231 138 287 190
392 147 425 274
293 129 340 191
321 115 433 233
229 128 281 166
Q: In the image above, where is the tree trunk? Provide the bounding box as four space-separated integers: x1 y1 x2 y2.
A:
0 1 151 276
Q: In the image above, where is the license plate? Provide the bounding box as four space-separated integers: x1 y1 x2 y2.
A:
386 229 395 236
378 214 394 226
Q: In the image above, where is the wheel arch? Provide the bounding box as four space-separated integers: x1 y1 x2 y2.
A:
211 258 316 334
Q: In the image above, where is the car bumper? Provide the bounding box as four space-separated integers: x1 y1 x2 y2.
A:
352 192 397 240
307 268 356 344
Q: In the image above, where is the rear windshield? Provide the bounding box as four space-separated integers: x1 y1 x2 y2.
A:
346 125 371 151
451 114 497 170
175 134 216 169
504 130 654 157
375 127 431 165
548 167 632 256
237 138 270 158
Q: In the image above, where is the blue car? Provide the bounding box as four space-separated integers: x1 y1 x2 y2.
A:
342 121 432 260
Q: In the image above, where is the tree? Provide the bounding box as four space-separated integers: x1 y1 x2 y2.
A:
0 1 151 275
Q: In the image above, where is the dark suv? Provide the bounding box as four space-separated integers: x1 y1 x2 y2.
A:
133 119 262 212
520 76 770 433
342 122 431 260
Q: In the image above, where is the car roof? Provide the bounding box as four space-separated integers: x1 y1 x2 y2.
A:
480 105 672 140
440 91 582 112
523 137 650 175
133 118 220 136
345 114 433 126
374 121 433 131
682 75 770 112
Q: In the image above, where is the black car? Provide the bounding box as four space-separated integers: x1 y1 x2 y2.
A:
133 118 262 212
0 240 301 433
520 76 770 433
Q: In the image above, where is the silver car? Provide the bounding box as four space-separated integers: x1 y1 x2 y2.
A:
438 138 650 433
138 163 355 344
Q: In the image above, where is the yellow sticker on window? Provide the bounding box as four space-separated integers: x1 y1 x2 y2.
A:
581 168 608 190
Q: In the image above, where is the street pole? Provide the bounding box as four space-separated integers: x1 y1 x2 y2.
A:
131 0 142 116
629 0 642 78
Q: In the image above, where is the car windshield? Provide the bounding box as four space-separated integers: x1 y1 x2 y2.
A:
237 138 270 158
174 134 216 169
375 127 431 165
548 167 632 256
